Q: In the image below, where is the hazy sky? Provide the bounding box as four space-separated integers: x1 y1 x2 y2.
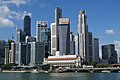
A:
0 0 120 56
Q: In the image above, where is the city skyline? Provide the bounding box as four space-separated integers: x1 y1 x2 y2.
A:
0 0 120 57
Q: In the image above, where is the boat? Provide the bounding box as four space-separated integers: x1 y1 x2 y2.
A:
30 69 39 73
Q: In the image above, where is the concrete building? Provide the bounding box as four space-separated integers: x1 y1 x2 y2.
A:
59 18 70 55
70 32 75 55
29 42 45 66
93 38 99 63
51 23 57 56
24 15 31 37
78 10 89 64
102 44 118 64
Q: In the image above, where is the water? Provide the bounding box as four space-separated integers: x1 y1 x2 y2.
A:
0 72 120 80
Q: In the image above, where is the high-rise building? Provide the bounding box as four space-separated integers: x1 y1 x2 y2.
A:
55 7 62 51
51 7 62 56
4 45 9 64
59 18 70 55
93 38 99 63
9 42 16 63
78 10 89 63
36 21 50 58
25 36 36 65
70 32 75 55
0 40 6 58
29 42 45 66
16 29 25 42
15 42 26 66
51 23 57 56
88 32 93 64
24 15 31 37
102 44 118 64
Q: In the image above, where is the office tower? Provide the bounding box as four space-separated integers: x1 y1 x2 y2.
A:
51 7 62 56
59 18 70 55
36 21 50 58
78 10 89 63
9 42 16 63
75 36 78 55
88 32 93 64
25 36 36 65
15 43 26 66
55 7 62 51
102 44 118 64
0 40 6 58
70 32 75 55
51 23 57 56
24 15 31 37
16 29 25 42
29 42 45 66
4 45 9 64
93 38 99 63
55 7 62 28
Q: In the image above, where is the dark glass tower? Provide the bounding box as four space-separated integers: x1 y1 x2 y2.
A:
24 15 31 37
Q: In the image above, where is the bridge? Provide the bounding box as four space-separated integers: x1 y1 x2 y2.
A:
60 68 120 73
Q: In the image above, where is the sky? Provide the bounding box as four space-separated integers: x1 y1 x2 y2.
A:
0 0 120 57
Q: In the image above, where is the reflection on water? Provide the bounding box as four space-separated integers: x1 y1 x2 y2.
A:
0 72 120 80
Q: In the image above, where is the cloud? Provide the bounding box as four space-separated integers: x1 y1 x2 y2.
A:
2 0 30 6
0 18 15 27
0 5 31 27
105 29 115 35
22 11 32 19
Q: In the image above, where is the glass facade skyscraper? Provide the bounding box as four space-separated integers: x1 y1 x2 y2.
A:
36 21 50 58
24 15 31 37
59 18 70 55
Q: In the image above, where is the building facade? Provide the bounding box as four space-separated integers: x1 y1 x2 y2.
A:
78 10 89 64
93 38 99 63
29 42 45 66
36 21 50 58
70 32 75 55
24 15 31 37
59 18 70 55
102 44 118 64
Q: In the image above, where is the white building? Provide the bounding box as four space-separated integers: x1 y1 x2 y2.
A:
45 54 81 67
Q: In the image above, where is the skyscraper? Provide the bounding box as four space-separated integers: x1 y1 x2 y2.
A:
51 7 62 55
88 32 93 64
102 44 118 64
16 29 25 42
93 38 99 63
29 42 45 66
51 23 57 56
59 18 70 55
55 7 62 51
36 21 50 58
24 15 31 37
78 10 89 63
9 42 16 63
70 32 75 55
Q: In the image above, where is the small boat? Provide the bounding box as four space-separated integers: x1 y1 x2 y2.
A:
30 69 39 73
